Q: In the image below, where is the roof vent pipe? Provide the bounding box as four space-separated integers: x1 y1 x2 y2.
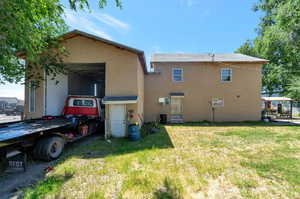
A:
211 53 215 62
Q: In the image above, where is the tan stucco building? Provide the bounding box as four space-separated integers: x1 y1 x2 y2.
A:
23 30 267 137
145 54 267 122
24 30 146 138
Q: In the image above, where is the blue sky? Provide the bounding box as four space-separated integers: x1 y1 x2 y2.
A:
1 0 262 99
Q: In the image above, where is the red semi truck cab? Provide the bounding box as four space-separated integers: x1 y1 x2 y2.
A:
63 96 102 119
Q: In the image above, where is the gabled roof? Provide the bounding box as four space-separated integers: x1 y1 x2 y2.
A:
62 30 147 73
151 53 268 64
17 30 147 73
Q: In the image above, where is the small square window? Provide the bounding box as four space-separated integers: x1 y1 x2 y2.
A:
172 68 183 82
221 69 232 82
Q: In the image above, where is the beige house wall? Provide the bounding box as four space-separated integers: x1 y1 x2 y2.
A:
24 66 45 119
144 62 262 122
23 33 262 128
137 58 145 124
63 36 139 96
24 36 144 129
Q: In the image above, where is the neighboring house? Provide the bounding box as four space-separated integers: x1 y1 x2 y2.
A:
0 97 19 111
0 101 7 112
22 30 267 137
0 97 19 105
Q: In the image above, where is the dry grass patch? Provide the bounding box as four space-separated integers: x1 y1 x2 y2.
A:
23 122 300 199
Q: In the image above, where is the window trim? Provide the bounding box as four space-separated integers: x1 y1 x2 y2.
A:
172 68 184 82
29 81 36 113
220 68 232 82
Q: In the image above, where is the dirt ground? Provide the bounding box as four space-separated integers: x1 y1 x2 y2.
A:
0 135 102 199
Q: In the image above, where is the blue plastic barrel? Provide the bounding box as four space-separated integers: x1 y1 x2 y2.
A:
128 125 141 141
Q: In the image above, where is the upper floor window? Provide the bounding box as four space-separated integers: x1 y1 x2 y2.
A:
172 68 183 82
221 68 232 82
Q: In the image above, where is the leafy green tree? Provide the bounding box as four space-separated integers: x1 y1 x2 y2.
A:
236 0 300 98
0 0 121 84
287 77 300 100
235 40 258 57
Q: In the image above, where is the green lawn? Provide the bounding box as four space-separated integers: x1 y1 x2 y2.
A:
23 122 300 199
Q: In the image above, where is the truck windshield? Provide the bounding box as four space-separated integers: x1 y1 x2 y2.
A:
73 99 94 107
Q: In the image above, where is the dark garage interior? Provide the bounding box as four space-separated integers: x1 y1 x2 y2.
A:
67 63 105 98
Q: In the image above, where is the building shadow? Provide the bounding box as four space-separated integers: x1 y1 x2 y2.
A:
66 125 174 159
53 121 300 163
1 126 174 199
5 121 300 198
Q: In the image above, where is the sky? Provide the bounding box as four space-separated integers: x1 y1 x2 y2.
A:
0 0 262 100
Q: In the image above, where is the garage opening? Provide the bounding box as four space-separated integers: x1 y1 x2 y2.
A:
45 63 105 116
67 63 105 98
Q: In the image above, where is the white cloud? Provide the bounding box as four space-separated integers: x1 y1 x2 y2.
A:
64 9 112 39
92 13 130 32
64 9 130 39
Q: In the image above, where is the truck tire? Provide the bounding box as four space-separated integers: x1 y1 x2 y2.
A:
33 136 65 161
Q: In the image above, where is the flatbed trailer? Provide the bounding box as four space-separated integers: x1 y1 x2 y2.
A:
0 96 104 171
0 117 100 158
0 117 101 172
0 118 71 149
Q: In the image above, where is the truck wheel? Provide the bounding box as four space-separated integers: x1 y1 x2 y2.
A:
33 136 65 161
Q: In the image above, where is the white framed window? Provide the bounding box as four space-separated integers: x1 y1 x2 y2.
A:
29 80 36 112
172 68 183 82
221 68 232 82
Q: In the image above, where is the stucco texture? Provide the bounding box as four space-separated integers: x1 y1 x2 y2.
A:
144 62 262 122
24 33 262 127
24 35 144 128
